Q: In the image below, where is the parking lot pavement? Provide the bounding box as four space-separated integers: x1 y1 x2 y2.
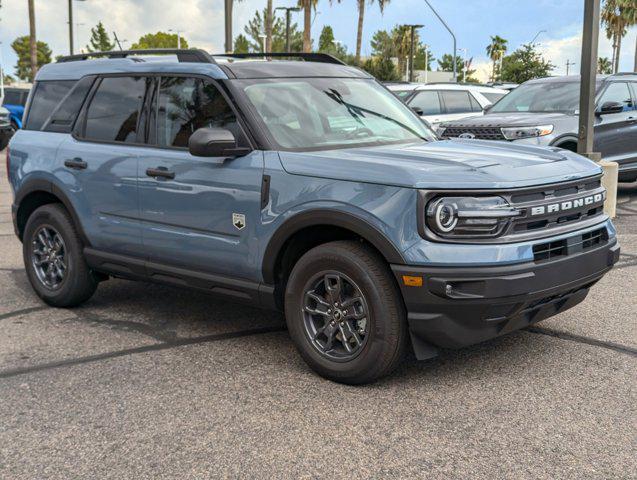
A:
1 160 635 479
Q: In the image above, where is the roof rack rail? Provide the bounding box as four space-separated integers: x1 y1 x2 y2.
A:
57 49 216 64
610 72 637 77
215 52 346 65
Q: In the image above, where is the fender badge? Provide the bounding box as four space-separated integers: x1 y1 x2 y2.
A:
232 213 246 230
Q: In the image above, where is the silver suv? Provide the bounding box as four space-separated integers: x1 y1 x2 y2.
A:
439 73 637 182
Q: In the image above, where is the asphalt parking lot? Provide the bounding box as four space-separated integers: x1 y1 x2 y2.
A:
0 158 635 479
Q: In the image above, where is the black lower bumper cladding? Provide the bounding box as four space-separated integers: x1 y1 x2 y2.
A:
392 237 620 359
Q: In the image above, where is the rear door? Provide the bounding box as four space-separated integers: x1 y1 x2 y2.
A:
55 75 148 257
136 76 263 281
594 81 637 167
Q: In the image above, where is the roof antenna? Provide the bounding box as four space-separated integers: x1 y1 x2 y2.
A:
113 31 123 51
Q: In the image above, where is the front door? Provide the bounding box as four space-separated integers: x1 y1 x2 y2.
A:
137 76 263 281
594 81 637 168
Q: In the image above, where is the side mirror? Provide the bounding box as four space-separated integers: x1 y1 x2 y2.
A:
411 106 424 116
598 101 625 115
188 127 251 158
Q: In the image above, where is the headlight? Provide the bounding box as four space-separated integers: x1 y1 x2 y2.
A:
501 125 554 140
426 196 521 239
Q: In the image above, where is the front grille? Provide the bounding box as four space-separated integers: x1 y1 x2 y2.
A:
441 126 505 140
532 227 608 262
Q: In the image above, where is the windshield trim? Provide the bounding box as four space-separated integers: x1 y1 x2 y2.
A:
230 77 436 152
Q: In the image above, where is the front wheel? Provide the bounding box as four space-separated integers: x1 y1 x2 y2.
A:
285 240 407 384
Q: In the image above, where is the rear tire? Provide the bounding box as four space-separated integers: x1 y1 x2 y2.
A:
285 240 407 384
23 204 98 307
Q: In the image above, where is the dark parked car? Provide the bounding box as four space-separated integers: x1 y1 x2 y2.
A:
439 73 637 182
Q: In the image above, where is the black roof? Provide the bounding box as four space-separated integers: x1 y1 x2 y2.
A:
221 60 370 79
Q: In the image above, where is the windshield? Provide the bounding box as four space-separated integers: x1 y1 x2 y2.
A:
490 81 599 114
237 78 436 150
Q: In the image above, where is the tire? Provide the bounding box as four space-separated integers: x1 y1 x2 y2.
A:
23 204 98 307
284 240 407 384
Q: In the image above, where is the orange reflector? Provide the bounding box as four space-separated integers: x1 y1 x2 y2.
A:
402 275 423 287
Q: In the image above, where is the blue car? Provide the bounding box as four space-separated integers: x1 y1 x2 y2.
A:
2 87 29 129
7 50 619 383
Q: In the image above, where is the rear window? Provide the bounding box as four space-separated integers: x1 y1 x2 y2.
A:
43 76 95 133
3 90 28 106
25 81 76 130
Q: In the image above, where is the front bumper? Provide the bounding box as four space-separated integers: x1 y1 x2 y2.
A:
392 237 619 356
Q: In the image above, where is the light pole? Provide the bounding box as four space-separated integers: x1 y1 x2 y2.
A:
423 0 457 82
259 34 267 56
404 24 424 83
169 29 182 49
566 59 576 75
275 6 300 53
530 29 546 45
68 0 86 55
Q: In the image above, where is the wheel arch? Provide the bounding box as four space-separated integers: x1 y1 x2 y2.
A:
15 179 90 245
550 134 579 152
262 209 405 287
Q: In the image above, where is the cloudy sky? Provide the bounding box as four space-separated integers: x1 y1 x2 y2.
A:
1 0 635 82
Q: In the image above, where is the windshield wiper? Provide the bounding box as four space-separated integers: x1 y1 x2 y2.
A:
324 89 429 141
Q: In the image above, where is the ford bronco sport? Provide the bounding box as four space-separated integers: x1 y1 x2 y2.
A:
7 50 620 384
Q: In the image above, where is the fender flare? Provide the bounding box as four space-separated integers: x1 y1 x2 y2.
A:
262 209 406 285
14 178 90 245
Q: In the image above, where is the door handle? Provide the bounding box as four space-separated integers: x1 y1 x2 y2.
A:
146 167 175 180
64 158 88 170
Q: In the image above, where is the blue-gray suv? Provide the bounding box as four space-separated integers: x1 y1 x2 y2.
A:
7 50 620 383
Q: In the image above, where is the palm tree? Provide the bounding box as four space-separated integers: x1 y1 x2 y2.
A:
224 0 244 53
601 0 635 72
598 56 613 74
331 0 389 63
27 0 37 80
265 0 273 53
298 0 317 53
486 35 507 82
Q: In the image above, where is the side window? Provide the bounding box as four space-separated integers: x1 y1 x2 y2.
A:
440 90 474 114
408 91 442 115
25 81 76 131
598 82 634 111
468 93 483 112
43 76 95 133
3 90 25 106
155 77 239 148
84 76 147 143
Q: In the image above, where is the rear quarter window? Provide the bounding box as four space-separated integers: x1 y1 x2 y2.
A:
25 81 76 130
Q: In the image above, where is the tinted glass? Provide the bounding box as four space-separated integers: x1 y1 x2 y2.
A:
440 91 473 114
598 82 634 111
468 93 482 112
84 76 146 143
408 91 442 115
393 90 414 99
3 90 27 106
240 78 435 150
156 77 238 147
43 76 94 133
490 81 601 114
25 81 76 130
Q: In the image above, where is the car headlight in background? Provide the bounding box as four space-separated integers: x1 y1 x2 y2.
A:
501 125 554 140
426 196 521 238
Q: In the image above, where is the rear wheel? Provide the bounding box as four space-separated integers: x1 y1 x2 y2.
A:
285 240 407 384
23 204 98 307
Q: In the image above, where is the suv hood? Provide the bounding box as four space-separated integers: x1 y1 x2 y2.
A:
441 111 574 127
277 140 601 189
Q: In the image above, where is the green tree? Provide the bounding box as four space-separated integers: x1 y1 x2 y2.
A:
11 36 51 82
413 44 434 71
234 34 250 54
298 0 318 53
131 32 189 50
602 0 636 73
598 56 613 74
437 54 477 83
318 25 335 52
244 9 303 52
361 56 400 81
86 21 115 52
500 44 553 83
486 35 508 81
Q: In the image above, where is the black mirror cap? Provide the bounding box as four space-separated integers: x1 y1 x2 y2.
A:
188 127 251 158
411 106 424 116
598 101 625 115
